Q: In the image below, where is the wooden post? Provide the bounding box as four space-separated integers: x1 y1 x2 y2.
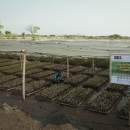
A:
52 56 54 64
20 53 23 70
129 111 130 126
92 58 94 69
22 52 26 100
67 58 69 78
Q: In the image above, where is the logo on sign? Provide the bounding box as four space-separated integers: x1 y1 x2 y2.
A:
114 56 122 59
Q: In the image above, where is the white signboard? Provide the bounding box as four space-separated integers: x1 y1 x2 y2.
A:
110 54 130 85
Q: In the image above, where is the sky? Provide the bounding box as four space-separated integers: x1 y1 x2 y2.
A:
0 0 130 36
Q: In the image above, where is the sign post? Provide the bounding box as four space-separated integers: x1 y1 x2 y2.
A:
110 54 130 126
110 54 130 85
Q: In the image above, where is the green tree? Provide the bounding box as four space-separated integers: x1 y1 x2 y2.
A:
0 23 4 29
25 25 40 35
5 30 12 38
109 34 122 39
21 32 26 39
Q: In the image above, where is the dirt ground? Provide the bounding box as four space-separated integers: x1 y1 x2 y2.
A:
0 90 129 130
0 39 130 129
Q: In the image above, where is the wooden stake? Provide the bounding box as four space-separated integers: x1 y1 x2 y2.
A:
129 110 130 126
67 58 69 78
92 58 94 69
20 53 23 70
52 56 54 64
22 52 26 100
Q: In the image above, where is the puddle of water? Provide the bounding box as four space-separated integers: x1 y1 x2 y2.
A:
116 96 128 111
5 93 10 97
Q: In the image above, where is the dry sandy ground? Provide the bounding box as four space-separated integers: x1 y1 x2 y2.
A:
0 103 78 130
0 39 130 57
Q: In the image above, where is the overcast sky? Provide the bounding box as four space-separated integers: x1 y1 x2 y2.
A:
0 0 130 36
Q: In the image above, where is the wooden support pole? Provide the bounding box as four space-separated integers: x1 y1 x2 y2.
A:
52 56 54 64
129 111 130 126
22 52 26 100
20 53 23 70
67 58 69 78
92 58 94 69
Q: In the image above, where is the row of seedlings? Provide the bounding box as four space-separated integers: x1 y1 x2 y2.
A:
0 72 6 77
83 75 109 91
53 57 67 64
41 63 60 70
68 58 84 66
0 58 13 63
58 87 94 107
69 66 87 74
81 58 103 67
13 80 51 97
0 62 26 72
96 59 109 69
29 70 55 80
0 60 20 68
97 69 109 78
1 61 32 74
0 75 18 84
53 64 73 71
64 74 90 87
0 53 20 60
15 68 43 77
26 55 52 62
0 78 32 91
106 83 128 95
85 91 122 114
81 68 102 77
2 61 48 75
120 97 130 119
35 84 71 101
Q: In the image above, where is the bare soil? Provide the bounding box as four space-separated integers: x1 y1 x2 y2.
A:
0 90 129 130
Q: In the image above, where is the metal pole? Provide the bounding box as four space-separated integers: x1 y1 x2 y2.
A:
92 58 94 69
22 52 26 100
67 58 69 78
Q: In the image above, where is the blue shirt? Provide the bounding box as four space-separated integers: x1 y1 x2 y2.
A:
58 71 62 76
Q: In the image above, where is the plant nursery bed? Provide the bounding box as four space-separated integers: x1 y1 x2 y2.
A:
0 78 32 91
0 58 13 63
15 68 43 77
64 74 90 86
52 65 73 71
106 83 128 94
29 70 55 80
97 69 109 78
83 76 109 91
13 80 51 97
58 87 94 107
81 68 102 77
35 84 71 102
0 60 20 67
69 66 87 74
85 91 122 114
41 64 60 70
0 75 18 84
